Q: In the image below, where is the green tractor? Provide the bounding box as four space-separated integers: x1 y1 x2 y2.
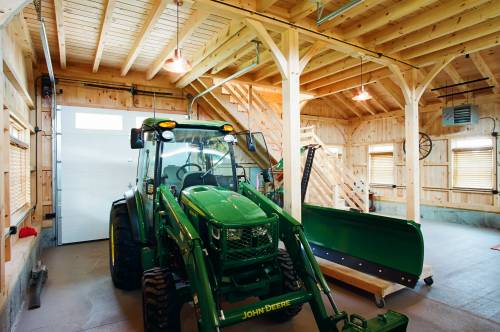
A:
109 118 408 332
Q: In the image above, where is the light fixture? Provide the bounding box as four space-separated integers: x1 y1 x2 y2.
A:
163 0 192 74
352 57 372 101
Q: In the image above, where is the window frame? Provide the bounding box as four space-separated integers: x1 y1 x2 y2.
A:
368 144 395 186
451 137 494 190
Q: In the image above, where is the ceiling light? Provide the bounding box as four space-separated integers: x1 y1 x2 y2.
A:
352 86 372 101
352 57 372 101
163 48 191 73
164 0 191 74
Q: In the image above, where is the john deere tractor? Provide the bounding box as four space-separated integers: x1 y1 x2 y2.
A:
109 118 408 332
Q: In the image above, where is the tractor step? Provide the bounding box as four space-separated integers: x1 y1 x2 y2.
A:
343 310 409 332
219 290 312 327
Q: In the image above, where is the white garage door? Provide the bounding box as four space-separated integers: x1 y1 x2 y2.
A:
57 106 185 244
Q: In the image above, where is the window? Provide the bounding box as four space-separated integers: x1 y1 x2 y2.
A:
326 145 343 160
452 137 494 189
9 119 31 219
369 144 394 185
75 112 123 130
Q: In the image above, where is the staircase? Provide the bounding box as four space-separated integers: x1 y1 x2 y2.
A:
188 79 368 212
301 126 369 212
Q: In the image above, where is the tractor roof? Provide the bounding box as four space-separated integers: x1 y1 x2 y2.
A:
142 118 232 131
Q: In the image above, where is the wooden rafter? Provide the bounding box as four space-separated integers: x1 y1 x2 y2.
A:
318 0 380 32
380 1 500 55
363 0 489 46
341 0 437 40
470 52 500 94
290 0 333 22
147 10 210 80
175 26 256 88
93 0 118 73
379 78 405 109
121 0 168 76
313 67 392 98
331 93 362 118
256 0 279 12
365 86 390 113
304 62 382 91
400 17 500 60
442 65 467 92
412 32 500 67
53 0 66 69
211 44 255 74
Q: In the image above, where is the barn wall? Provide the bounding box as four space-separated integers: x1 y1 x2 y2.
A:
346 99 500 221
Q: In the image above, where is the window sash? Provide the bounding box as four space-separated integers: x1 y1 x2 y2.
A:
370 152 394 185
452 148 494 189
9 143 30 215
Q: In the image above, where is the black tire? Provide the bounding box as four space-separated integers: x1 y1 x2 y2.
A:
109 201 141 290
424 276 434 286
142 267 181 332
270 249 303 322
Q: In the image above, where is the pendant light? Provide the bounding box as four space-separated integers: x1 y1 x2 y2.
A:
163 0 192 73
352 57 372 101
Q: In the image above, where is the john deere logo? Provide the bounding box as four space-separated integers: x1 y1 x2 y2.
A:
242 300 291 320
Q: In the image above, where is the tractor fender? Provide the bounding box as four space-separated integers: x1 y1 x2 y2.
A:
124 188 143 244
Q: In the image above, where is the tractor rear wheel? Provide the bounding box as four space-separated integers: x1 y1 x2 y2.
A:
109 201 141 290
271 249 303 322
142 267 181 332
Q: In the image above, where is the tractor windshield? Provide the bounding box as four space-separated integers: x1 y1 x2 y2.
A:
159 128 237 193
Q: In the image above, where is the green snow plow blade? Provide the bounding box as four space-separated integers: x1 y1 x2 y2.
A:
302 204 424 288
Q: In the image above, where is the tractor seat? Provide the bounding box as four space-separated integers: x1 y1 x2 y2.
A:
180 172 218 191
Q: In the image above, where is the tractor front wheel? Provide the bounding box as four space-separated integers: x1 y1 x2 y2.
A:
271 249 303 322
109 201 141 290
142 267 181 332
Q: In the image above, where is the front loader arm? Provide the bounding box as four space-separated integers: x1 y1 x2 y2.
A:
157 186 220 331
240 182 409 332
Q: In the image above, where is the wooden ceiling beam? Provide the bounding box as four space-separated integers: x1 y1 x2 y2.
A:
412 32 500 67
379 1 500 55
195 0 409 69
365 86 390 112
172 20 246 82
147 10 210 80
364 0 489 46
53 0 67 69
290 0 333 22
377 78 405 109
211 43 256 74
331 93 362 118
341 0 437 40
317 0 380 32
121 0 168 76
93 0 118 73
16 12 37 63
400 16 500 60
175 26 256 88
304 62 382 91
442 65 467 92
256 0 279 12
470 52 500 94
313 67 392 98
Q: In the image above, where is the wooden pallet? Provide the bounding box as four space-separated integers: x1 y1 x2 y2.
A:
317 257 433 308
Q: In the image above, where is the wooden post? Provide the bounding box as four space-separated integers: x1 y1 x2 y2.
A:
389 56 454 222
281 29 301 220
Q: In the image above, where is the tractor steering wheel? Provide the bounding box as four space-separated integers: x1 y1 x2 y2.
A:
176 163 202 181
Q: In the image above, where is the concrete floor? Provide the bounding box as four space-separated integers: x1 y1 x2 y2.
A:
14 219 500 332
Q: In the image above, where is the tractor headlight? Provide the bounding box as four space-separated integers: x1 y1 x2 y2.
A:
227 228 243 241
252 226 268 237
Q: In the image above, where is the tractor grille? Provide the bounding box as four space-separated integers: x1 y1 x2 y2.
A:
210 219 278 269
226 223 276 261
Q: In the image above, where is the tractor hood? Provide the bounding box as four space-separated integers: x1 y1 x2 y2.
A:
181 186 268 225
